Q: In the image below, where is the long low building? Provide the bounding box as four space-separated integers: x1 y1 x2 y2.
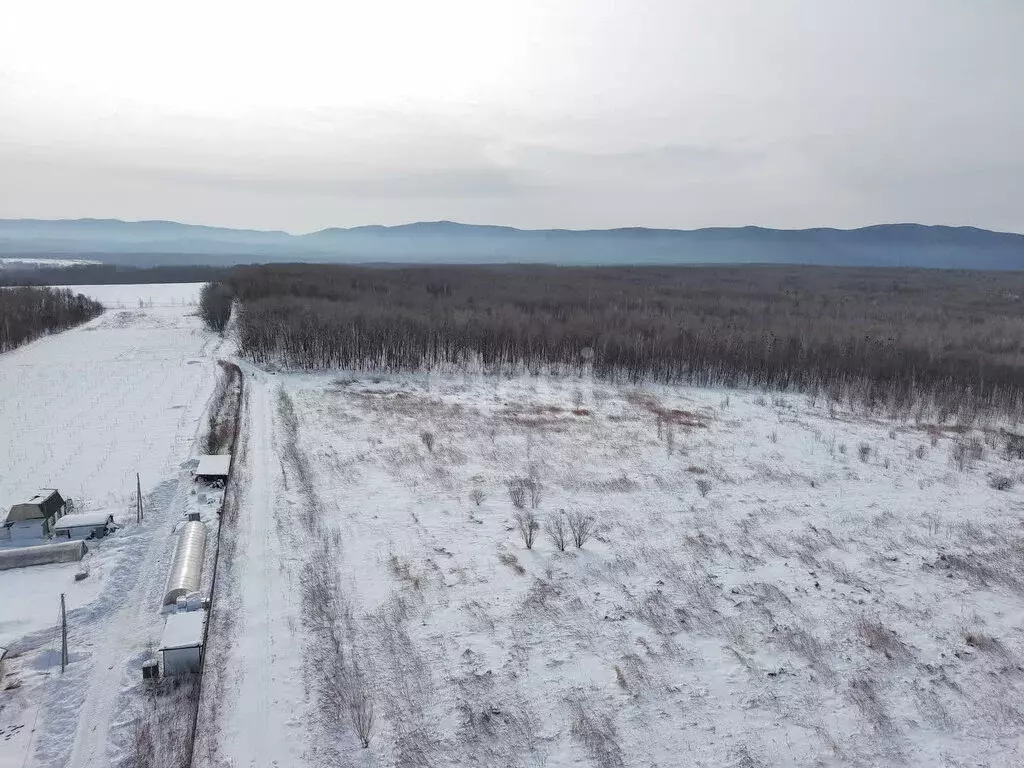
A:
0 540 88 571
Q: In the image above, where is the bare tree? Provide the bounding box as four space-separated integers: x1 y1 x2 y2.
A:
469 488 486 506
527 476 543 509
508 478 527 509
514 509 540 549
348 689 375 749
572 389 584 410
695 478 712 498
199 282 234 333
547 513 570 552
567 510 596 548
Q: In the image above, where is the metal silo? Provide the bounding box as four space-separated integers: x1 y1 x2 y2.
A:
162 520 207 607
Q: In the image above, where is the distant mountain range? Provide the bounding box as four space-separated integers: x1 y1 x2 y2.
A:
1 218 1023 270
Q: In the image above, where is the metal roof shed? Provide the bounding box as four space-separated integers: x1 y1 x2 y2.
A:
159 610 206 676
52 512 114 540
195 455 231 481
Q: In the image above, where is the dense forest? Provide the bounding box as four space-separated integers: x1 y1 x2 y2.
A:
0 264 229 286
0 286 104 352
216 264 1024 420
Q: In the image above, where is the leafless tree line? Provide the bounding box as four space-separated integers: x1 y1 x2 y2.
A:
204 360 242 454
198 282 233 333
222 264 1024 418
0 285 103 352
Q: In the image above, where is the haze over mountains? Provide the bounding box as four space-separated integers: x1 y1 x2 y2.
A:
2 218 1023 270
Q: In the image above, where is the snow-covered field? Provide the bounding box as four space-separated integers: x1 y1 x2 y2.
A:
0 287 221 768
56 283 202 308
0 258 101 269
200 370 1024 767
5 279 1024 767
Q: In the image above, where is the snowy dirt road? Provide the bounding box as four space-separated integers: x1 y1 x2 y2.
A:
0 291 221 768
196 371 312 768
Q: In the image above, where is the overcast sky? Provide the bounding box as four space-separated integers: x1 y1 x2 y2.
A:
1 0 1022 233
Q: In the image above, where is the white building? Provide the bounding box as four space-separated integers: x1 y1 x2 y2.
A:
159 609 206 676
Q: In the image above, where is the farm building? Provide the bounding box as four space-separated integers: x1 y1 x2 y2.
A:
52 512 115 541
159 609 206 675
0 489 66 541
194 454 231 483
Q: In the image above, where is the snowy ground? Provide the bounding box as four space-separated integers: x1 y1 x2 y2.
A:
0 287 221 768
56 283 202 308
201 370 1024 767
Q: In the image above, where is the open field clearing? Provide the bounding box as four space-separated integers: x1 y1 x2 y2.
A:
54 283 202 308
0 288 220 768
203 369 1024 767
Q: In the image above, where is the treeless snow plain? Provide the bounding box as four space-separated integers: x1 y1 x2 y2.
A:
0 284 221 768
199 369 1024 767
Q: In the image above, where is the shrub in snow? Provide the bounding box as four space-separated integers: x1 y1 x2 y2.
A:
508 478 527 509
508 475 541 509
695 478 712 498
420 431 435 453
1004 431 1024 460
989 474 1014 491
567 510 596 548
469 488 486 506
514 509 539 549
547 512 570 552
951 436 985 471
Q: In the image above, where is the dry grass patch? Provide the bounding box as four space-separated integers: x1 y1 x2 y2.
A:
856 617 913 662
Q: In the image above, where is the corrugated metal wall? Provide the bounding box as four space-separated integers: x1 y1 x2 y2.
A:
162 520 207 606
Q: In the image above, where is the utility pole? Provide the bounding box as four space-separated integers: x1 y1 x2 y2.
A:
60 593 68 673
137 473 143 523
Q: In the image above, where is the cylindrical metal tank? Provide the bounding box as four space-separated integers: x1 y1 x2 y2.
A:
162 521 206 606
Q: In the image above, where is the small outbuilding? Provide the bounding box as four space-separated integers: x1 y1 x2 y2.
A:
194 455 231 483
159 609 206 676
52 512 115 541
1 489 66 540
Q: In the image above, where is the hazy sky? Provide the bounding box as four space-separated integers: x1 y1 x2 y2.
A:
1 1 1022 233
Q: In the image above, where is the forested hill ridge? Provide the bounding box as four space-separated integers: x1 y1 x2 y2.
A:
2 218 1024 269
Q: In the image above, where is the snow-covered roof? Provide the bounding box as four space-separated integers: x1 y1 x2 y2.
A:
160 610 206 651
53 512 113 530
195 454 231 477
25 490 59 504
